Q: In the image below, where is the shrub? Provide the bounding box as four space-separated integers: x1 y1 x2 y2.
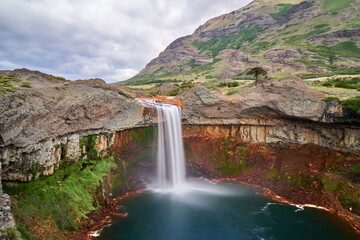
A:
168 88 180 96
20 82 32 88
217 81 239 88
218 82 227 87
322 82 332 87
341 96 360 114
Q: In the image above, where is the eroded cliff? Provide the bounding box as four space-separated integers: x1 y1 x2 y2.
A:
0 69 360 238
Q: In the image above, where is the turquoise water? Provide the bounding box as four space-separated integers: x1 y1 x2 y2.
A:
97 180 359 240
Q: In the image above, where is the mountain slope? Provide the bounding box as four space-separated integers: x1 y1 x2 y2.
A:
124 0 360 85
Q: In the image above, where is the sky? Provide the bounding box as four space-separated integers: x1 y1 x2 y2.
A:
0 0 253 83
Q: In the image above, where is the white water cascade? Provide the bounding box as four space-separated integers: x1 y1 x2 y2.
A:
135 98 186 191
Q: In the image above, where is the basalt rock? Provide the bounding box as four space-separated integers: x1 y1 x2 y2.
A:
179 77 328 123
0 162 16 237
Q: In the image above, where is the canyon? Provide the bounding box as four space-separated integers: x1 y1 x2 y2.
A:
0 69 359 238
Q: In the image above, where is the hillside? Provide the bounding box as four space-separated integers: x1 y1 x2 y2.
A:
123 0 360 85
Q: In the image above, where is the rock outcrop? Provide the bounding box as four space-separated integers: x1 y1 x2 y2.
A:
0 162 16 237
0 69 151 182
179 77 329 123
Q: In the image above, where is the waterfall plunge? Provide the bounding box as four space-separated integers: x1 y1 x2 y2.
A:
156 105 186 189
135 98 186 191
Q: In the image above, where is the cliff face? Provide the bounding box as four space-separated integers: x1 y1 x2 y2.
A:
0 69 359 237
126 0 360 84
183 121 360 155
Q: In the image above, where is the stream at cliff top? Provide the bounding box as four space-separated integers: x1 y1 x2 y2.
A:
96 179 358 240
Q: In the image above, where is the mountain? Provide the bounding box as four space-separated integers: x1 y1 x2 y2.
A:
124 0 360 85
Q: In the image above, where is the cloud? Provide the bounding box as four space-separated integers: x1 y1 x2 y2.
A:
0 0 252 83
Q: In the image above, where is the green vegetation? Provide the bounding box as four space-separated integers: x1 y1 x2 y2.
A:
339 189 360 215
323 0 354 13
167 81 194 96
247 41 276 54
3 157 116 239
246 67 268 84
217 81 239 88
306 41 360 59
20 82 32 88
121 77 181 86
321 177 348 195
323 96 360 114
51 75 66 81
320 76 360 90
214 136 249 175
351 162 360 173
192 23 266 57
2 227 20 239
265 168 278 179
298 67 360 79
55 86 61 90
226 88 239 95
0 75 21 96
79 134 103 159
270 4 294 20
341 96 360 114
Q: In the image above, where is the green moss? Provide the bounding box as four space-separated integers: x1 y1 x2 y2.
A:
351 162 360 173
2 227 20 239
131 129 140 142
337 155 345 162
139 127 156 147
79 134 103 159
321 177 348 195
184 144 197 163
4 157 116 236
265 168 278 179
339 189 360 215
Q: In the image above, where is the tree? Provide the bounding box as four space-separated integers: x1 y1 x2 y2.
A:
246 67 268 85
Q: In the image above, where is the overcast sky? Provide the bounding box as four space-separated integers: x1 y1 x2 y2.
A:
0 0 252 83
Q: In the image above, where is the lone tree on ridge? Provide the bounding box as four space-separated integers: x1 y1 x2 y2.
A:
246 67 268 85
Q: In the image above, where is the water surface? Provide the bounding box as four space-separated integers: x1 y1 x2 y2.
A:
97 180 359 240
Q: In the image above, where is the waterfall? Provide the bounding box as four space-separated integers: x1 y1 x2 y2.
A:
135 98 186 190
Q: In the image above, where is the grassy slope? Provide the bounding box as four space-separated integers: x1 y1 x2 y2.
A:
3 157 116 240
123 0 360 86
